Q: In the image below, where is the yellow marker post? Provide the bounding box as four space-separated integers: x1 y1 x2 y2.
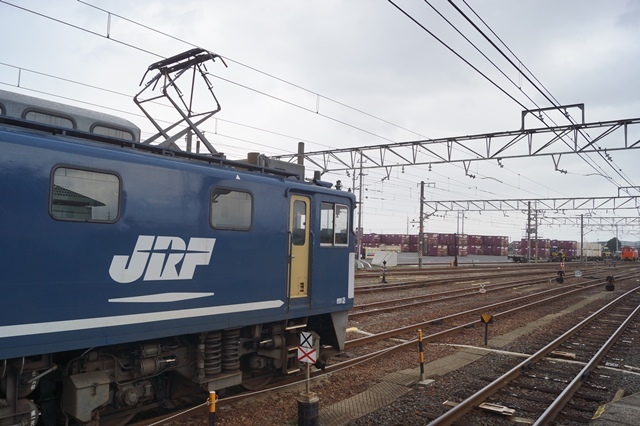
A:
480 313 494 346
208 391 218 426
418 329 425 382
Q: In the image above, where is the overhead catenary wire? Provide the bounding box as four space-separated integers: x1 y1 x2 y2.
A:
391 0 631 192
447 0 637 191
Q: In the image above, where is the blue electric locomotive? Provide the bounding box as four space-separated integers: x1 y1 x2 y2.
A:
0 51 355 425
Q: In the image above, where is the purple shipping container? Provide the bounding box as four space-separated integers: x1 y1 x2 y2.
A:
438 233 454 245
468 235 482 245
447 245 466 256
362 234 380 244
482 236 495 246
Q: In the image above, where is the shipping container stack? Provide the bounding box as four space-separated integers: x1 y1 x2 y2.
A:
520 238 551 259
358 232 509 257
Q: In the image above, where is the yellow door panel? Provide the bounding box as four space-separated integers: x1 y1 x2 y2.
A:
289 196 310 298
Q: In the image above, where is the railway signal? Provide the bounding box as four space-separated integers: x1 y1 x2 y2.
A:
297 332 320 425
481 313 494 346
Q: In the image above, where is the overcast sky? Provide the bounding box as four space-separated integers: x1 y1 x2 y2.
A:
2 0 639 243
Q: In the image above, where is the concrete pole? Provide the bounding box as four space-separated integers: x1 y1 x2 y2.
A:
356 152 364 262
419 181 424 269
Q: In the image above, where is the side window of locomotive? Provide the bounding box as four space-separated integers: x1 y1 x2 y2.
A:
210 188 252 230
320 202 349 246
25 110 75 129
334 204 349 245
292 200 307 245
320 203 334 244
51 167 120 222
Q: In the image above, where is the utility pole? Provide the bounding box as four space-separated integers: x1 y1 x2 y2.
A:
417 181 435 269
533 206 540 263
356 151 364 262
580 214 584 262
419 181 425 269
526 202 532 262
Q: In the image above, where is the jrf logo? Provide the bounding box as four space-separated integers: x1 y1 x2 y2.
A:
109 235 215 283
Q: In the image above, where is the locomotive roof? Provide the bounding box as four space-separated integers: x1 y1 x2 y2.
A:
0 88 141 141
0 88 339 186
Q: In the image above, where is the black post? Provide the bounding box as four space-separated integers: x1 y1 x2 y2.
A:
454 233 458 267
381 260 387 283
484 323 489 346
418 329 425 381
297 392 319 426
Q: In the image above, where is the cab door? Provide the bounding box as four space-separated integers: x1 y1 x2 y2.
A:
288 196 310 304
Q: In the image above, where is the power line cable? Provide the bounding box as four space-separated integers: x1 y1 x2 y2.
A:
449 0 637 190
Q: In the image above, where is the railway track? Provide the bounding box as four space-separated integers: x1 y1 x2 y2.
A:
351 266 610 316
355 264 608 293
354 260 604 280
430 285 640 425
346 273 636 350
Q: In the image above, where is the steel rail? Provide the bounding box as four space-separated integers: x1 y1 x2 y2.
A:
346 276 617 349
429 284 640 425
534 293 640 425
352 277 566 318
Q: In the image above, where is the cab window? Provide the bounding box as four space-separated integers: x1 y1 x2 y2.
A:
320 202 349 246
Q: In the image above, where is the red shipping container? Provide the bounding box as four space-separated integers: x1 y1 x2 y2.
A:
467 235 481 245
426 233 438 244
438 234 453 244
447 244 465 256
